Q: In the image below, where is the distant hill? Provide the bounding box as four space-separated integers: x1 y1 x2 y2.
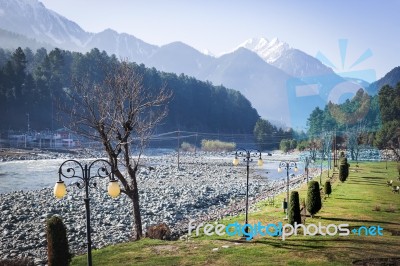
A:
84 29 158 63
199 48 292 122
0 28 53 51
236 37 335 78
146 41 214 77
0 47 259 134
368 66 400 93
0 0 374 128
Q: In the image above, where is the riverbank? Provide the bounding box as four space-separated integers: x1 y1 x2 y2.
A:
0 152 320 265
0 148 86 162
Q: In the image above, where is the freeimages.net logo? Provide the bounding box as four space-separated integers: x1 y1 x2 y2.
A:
286 39 377 129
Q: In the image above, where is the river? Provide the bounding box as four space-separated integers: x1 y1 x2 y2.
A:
0 154 307 194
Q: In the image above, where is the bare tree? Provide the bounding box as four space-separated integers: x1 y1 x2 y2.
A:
345 122 367 163
308 138 320 161
61 61 171 239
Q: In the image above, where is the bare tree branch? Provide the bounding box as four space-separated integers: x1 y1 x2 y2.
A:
59 60 171 239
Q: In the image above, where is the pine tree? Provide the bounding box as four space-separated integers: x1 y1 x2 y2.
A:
306 181 322 218
339 152 350 182
324 181 332 197
288 191 301 225
47 216 71 266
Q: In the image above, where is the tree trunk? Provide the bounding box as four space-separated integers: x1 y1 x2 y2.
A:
127 163 143 240
131 189 143 240
112 162 143 240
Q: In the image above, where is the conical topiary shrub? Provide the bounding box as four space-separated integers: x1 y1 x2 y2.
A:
339 154 350 182
288 191 301 225
324 181 332 197
306 181 322 218
47 216 71 266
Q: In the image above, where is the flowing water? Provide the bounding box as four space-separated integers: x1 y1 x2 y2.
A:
0 159 65 194
0 155 306 194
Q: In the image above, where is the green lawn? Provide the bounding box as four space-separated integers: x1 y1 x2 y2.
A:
71 161 400 266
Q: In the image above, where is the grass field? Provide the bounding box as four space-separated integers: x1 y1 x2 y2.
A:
71 161 400 266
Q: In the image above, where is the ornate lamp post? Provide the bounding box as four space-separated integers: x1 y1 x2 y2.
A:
304 156 314 183
53 159 121 266
278 161 298 219
233 149 263 232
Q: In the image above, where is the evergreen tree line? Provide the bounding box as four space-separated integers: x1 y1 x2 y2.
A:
0 47 259 134
305 84 400 159
306 88 380 138
253 118 302 151
374 84 400 159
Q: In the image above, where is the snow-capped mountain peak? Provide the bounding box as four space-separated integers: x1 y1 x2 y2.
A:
202 49 216 57
239 37 269 51
0 0 90 50
237 37 290 63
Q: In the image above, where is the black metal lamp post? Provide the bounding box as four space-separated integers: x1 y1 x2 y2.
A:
53 159 121 266
304 156 314 183
233 149 263 232
304 157 310 183
278 161 298 219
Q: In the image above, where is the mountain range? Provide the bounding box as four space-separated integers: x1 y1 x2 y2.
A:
0 0 391 129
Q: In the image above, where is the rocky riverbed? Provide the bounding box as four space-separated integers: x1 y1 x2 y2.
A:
0 152 314 265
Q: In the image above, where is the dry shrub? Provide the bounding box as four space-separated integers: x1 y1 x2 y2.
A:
201 139 236 152
181 142 196 152
373 205 381 211
385 204 396 213
147 223 171 240
0 258 34 266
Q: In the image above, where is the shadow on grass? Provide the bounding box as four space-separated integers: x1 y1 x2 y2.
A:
253 236 397 252
212 235 398 260
333 197 369 201
369 170 389 174
360 176 385 180
346 180 384 186
320 217 400 226
213 238 329 251
252 237 372 252
353 257 400 265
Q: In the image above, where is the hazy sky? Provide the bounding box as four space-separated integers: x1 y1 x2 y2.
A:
40 0 399 79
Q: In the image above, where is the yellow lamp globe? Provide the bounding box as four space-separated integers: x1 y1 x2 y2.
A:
108 180 120 198
233 157 239 166
294 166 298 172
54 181 67 199
278 167 282 173
257 159 263 167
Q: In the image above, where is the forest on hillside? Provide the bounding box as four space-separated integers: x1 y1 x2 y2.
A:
0 47 259 135
303 84 400 160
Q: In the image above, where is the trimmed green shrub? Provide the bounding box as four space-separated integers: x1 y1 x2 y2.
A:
306 181 322 218
339 152 350 182
324 181 332 197
201 139 236 152
47 216 71 266
288 191 301 225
